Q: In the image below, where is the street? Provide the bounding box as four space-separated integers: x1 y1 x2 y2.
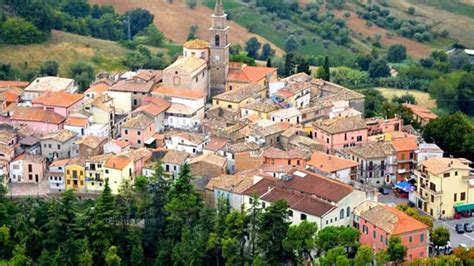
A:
435 217 474 248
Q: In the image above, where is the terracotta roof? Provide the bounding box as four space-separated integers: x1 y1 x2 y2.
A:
263 147 310 160
153 86 205 100
13 153 45 164
252 121 291 137
40 129 77 143
345 142 395 159
166 103 196 115
0 90 21 103
110 79 154 93
188 153 227 168
242 102 281 113
360 205 429 235
87 153 114 163
50 158 70 167
420 157 471 175
314 116 367 134
66 157 86 167
105 155 132 170
392 137 418 152
403 104 438 120
273 90 294 98
270 107 301 118
213 83 263 103
75 135 106 149
165 56 207 73
122 147 152 162
228 64 277 83
111 139 130 148
308 151 358 173
0 130 16 144
134 97 171 116
183 39 209 49
0 80 29 89
32 91 83 108
205 137 228 151
174 131 207 144
136 69 162 82
85 83 110 94
162 150 190 165
0 143 13 154
206 174 259 194
24 77 74 92
65 116 89 127
121 114 154 129
225 142 260 153
11 107 65 124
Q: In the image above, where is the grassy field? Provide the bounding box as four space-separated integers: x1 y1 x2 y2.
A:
0 30 131 75
203 0 356 63
407 0 474 19
376 88 436 109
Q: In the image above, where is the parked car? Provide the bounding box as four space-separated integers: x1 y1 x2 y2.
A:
379 187 390 195
464 223 473 233
456 224 465 234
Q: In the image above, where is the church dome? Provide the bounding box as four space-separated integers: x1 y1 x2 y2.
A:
183 39 210 49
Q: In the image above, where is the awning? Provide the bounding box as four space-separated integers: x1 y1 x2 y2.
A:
454 203 474 213
395 181 415 193
144 138 156 145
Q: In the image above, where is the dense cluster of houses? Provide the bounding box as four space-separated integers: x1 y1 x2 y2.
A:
0 0 472 261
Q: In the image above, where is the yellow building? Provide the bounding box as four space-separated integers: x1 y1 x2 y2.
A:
103 155 134 194
414 157 473 219
85 153 113 192
226 63 277 92
212 83 265 111
65 157 86 191
240 102 281 119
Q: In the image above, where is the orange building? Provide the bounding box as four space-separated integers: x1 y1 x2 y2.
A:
392 137 418 182
262 147 310 168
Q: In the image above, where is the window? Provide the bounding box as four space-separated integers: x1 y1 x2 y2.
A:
249 198 253 204
346 207 350 217
461 192 466 201
124 129 128 135
105 169 109 174
28 164 32 172
380 235 384 243
373 231 376 239
340 209 345 219
262 202 266 208
431 195 434 203
443 173 450 178
215 35 220 46
454 193 457 202
288 160 291 165
409 236 413 243
344 133 347 140
357 136 362 141
138 140 141 144
288 210 293 217
227 104 232 109
420 233 425 242
300 213 307 220
137 131 141 136
57 144 61 149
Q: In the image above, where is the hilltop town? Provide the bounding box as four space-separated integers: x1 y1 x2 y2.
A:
0 0 473 265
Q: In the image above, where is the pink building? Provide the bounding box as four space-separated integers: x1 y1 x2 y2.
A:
366 117 403 136
355 202 429 261
9 153 46 183
11 107 65 134
311 116 367 153
120 114 155 148
32 91 84 117
262 147 311 168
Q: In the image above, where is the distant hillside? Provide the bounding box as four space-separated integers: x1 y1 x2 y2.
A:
0 30 133 75
89 0 284 56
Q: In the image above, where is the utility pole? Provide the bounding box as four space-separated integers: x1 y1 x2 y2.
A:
125 15 131 41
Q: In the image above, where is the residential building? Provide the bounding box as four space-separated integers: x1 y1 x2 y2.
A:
133 96 170 132
262 147 310 169
23 76 76 101
74 135 107 157
11 107 66 134
40 129 77 160
223 142 261 174
354 201 429 261
366 117 403 136
311 116 368 153
48 158 69 192
240 102 281 119
417 143 443 163
104 139 131 154
392 137 418 182
403 104 438 126
272 82 311 108
123 147 152 176
189 153 228 190
108 78 155 109
413 157 474 219
65 157 86 191
120 114 155 148
161 150 190 179
242 169 368 228
9 153 46 183
340 142 397 187
165 131 209 155
226 63 277 92
248 121 291 146
31 91 84 117
78 94 116 137
269 107 302 124
64 115 90 137
84 80 112 99
311 79 366 114
103 155 134 194
212 83 265 111
307 151 359 184
85 153 114 192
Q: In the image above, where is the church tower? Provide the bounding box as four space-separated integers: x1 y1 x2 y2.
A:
209 0 230 96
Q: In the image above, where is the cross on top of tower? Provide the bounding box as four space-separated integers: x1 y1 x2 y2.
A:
214 0 224 16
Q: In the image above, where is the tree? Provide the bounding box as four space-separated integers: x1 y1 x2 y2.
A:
317 226 360 253
319 246 346 266
354 245 374 266
245 37 262 59
375 250 389 266
260 43 275 60
0 17 44 44
392 94 416 105
39 60 59 76
266 57 272 67
67 62 95 92
429 71 464 113
186 0 197 9
123 8 154 38
423 113 474 160
355 54 373 71
284 35 299 53
362 88 386 117
222 210 247 266
387 44 407 63
284 53 296 77
387 236 407 265
283 220 318 264
105 246 121 266
457 73 474 115
187 25 199 41
256 200 291 264
407 6 415 15
296 57 311 76
368 59 390 78
430 227 450 250
137 24 164 47
8 244 33 265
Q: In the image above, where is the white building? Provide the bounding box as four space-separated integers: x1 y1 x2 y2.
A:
269 107 302 124
417 143 443 163
23 76 76 101
103 139 131 154
165 132 209 155
48 159 69 192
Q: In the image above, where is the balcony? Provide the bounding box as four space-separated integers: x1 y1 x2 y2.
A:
421 186 442 196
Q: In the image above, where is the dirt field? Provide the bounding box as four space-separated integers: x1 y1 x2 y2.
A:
90 0 283 56
332 9 432 59
377 88 436 109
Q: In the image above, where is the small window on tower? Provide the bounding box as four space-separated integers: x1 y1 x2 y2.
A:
215 35 220 46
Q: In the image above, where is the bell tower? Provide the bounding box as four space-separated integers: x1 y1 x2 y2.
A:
209 0 230 96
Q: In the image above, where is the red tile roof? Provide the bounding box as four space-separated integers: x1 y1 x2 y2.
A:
153 86 205 100
392 137 418 152
403 104 438 120
360 205 429 235
65 116 89 127
228 64 277 83
105 155 132 170
308 151 358 173
85 83 110 94
0 81 29 88
11 107 65 124
134 97 170 116
263 147 310 160
32 91 83 108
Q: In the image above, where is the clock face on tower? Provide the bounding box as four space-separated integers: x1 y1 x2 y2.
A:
214 55 221 61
